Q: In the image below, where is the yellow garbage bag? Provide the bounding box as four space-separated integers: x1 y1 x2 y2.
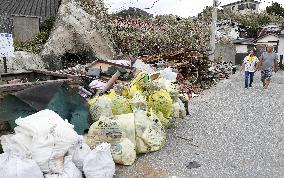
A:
87 113 137 165
129 72 149 97
87 96 98 106
134 110 166 154
89 96 113 123
111 96 132 115
148 89 173 119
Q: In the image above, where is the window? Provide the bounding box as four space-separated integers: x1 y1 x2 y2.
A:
265 46 278 53
274 46 278 53
250 3 256 10
238 4 245 10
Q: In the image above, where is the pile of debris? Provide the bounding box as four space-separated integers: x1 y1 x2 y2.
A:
85 65 187 165
140 49 233 97
0 50 233 177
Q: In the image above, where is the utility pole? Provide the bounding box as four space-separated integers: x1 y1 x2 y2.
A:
209 0 218 62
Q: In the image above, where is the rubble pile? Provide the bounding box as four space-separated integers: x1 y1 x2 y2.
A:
0 52 234 177
140 49 233 97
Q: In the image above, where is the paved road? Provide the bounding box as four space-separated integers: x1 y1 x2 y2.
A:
115 71 284 178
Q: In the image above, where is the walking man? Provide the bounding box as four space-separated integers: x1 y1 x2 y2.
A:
241 50 259 88
259 45 279 89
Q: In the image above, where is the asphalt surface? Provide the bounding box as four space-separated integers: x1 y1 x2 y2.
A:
115 71 284 178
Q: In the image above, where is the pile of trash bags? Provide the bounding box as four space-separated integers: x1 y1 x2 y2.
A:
87 68 187 165
0 110 115 178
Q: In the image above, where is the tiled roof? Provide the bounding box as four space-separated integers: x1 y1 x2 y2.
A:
259 25 284 38
233 38 255 45
0 0 61 33
0 0 61 20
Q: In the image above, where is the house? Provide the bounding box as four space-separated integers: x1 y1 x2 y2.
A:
233 38 255 64
221 0 260 14
258 24 283 38
0 0 61 41
216 20 247 40
279 32 284 63
256 24 284 62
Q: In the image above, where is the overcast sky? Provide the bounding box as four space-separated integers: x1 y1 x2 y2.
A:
104 0 283 17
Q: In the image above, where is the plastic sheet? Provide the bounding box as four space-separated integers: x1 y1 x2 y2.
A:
83 143 115 178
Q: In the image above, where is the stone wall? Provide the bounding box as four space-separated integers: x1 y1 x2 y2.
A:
215 43 236 63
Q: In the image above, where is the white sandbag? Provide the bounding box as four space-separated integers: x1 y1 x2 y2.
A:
134 110 166 154
44 156 83 178
0 134 32 157
14 109 76 138
12 109 78 174
83 143 115 178
68 136 91 171
0 153 44 178
111 138 136 166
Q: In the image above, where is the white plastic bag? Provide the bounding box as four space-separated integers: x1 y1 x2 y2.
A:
0 133 32 157
0 153 44 178
83 143 115 178
44 156 83 178
159 68 177 81
4 110 79 174
171 99 187 123
133 59 154 74
111 138 136 166
68 136 91 171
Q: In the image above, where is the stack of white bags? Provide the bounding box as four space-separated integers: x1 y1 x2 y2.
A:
0 109 115 178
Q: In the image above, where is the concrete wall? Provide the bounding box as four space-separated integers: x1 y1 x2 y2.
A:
215 43 236 63
236 44 248 53
256 35 279 44
278 37 284 64
12 16 40 41
279 37 284 56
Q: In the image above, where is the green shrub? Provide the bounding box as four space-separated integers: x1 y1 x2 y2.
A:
40 16 56 34
14 31 49 53
14 16 55 53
